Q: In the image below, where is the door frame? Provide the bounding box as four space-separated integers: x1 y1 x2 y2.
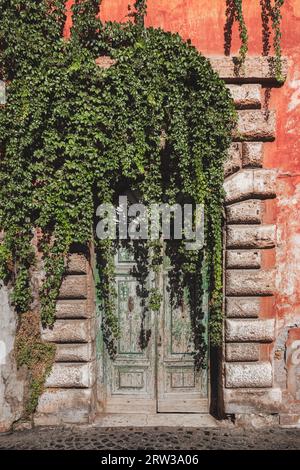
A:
94 246 211 416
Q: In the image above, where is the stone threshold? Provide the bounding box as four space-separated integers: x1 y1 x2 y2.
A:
93 413 220 428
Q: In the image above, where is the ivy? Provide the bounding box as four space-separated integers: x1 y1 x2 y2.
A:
0 0 66 79
225 0 248 66
72 0 102 50
15 311 55 416
225 1 284 81
0 1 238 413
132 0 147 27
260 0 285 82
233 0 249 65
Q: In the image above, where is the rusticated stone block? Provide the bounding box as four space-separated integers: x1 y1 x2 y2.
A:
225 362 273 388
224 170 253 204
226 200 262 224
242 142 263 167
55 300 89 319
226 318 275 342
253 169 277 196
42 320 91 343
234 413 279 427
227 84 261 109
226 225 276 249
279 414 300 426
226 269 274 296
226 250 261 269
45 362 95 388
66 254 88 274
36 389 93 425
224 143 242 177
225 343 260 362
95 56 117 69
224 388 282 414
235 110 275 141
209 56 288 83
224 169 276 204
55 342 95 362
226 297 260 318
59 275 87 299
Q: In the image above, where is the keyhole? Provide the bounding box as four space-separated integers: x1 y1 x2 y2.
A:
181 300 186 319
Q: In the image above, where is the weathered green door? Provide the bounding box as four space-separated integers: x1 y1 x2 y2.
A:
96 245 208 414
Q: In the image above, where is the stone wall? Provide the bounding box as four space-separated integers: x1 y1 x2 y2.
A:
1 56 298 429
34 252 97 425
219 57 290 425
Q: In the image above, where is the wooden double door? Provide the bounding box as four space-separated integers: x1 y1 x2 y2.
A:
97 246 209 414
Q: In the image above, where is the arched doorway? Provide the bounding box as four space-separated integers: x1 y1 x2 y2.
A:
95 190 209 415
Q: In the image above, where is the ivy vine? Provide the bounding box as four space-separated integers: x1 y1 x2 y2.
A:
225 0 285 81
130 0 147 27
0 0 284 414
260 0 285 82
225 0 248 65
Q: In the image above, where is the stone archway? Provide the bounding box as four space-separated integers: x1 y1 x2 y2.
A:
33 56 285 426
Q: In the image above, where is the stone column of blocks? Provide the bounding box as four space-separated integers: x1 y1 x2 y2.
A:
217 56 287 416
35 252 96 425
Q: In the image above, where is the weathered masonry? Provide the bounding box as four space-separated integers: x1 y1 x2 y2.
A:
1 56 300 430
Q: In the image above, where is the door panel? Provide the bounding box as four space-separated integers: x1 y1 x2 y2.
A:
99 245 209 414
104 248 156 414
157 274 208 413
117 278 144 354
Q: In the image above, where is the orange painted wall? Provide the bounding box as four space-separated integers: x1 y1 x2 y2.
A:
65 1 300 323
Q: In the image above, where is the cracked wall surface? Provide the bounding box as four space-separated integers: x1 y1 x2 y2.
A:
0 284 25 432
1 0 300 429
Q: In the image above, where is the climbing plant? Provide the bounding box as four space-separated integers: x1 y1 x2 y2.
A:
0 0 285 414
232 0 249 65
224 0 248 65
260 0 285 82
225 0 285 81
130 0 147 27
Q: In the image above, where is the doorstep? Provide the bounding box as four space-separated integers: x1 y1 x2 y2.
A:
93 413 219 428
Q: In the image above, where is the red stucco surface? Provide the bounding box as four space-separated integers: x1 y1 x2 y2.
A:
64 0 300 327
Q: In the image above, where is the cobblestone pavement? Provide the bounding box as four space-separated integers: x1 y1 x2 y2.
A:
0 426 300 450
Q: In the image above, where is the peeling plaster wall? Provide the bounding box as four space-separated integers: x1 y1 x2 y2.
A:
0 284 25 432
1 1 300 428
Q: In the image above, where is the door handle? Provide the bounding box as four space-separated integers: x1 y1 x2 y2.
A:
157 335 162 347
128 295 134 312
